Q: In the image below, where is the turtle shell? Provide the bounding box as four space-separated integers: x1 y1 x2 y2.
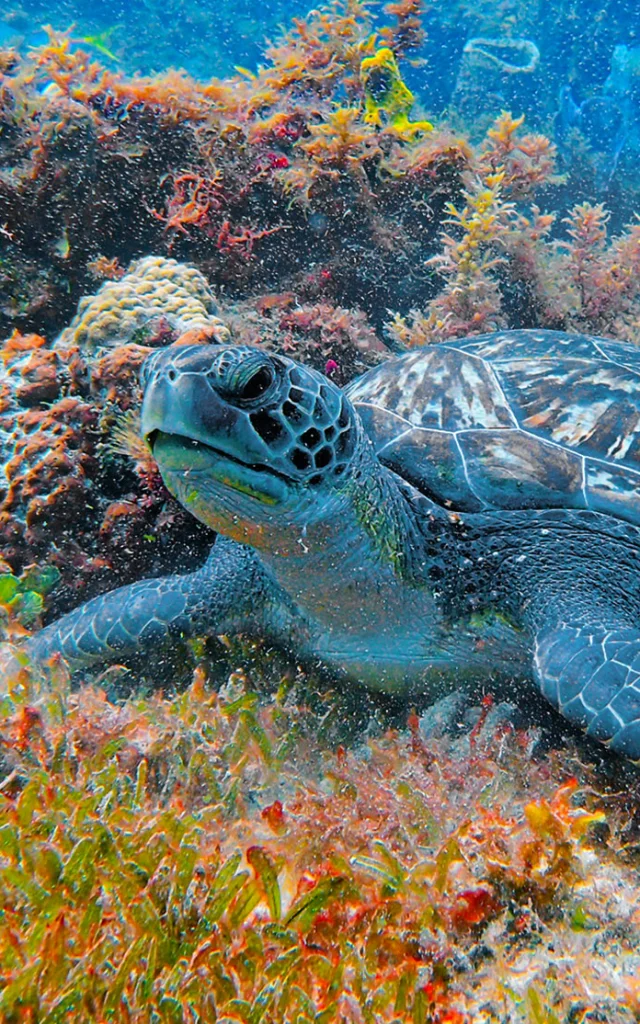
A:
345 329 640 523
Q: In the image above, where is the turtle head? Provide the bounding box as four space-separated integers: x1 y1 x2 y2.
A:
141 345 359 546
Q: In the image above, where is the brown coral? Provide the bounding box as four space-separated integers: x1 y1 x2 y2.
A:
0 259 232 615
56 255 229 351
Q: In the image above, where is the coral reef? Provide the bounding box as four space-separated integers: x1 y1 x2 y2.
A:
56 256 229 352
0 6 636 354
2 1 640 1017
0 7 472 337
7 0 640 214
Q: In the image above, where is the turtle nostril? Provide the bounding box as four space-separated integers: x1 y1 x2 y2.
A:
167 368 177 382
240 366 274 402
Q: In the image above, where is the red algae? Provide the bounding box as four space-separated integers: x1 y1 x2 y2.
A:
3 2 640 1019
0 667 638 1021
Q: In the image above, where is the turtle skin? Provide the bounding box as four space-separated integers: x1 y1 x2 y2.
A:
13 329 640 762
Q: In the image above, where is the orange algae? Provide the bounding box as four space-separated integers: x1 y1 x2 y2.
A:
11 2 640 356
379 0 426 56
0 664 639 1022
4 9 640 1014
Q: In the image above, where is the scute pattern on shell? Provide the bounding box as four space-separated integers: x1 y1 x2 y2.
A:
346 329 640 524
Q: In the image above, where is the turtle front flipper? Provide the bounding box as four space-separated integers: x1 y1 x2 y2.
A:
10 538 280 679
534 620 640 760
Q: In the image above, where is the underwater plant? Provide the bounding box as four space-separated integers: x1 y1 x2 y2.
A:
2 1 640 1019
388 111 640 347
0 660 637 1022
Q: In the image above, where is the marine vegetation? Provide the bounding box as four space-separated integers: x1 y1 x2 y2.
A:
1 662 640 1022
2 0 640 1018
387 114 640 346
0 1 638 350
0 1 464 337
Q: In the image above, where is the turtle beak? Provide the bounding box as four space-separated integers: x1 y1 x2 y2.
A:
141 367 291 507
141 370 236 450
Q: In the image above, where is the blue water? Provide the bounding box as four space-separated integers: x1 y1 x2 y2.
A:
0 0 313 77
5 2 639 89
4 0 639 92
4 0 639 192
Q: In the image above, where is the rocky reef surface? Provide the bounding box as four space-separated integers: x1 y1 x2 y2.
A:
1 2 640 1020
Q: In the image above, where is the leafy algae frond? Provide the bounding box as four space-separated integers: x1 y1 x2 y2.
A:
0 664 635 1022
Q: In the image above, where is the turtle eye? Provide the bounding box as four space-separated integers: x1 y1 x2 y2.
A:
239 365 274 402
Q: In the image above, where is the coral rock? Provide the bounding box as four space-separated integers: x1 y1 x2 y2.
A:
15 349 61 406
56 256 228 351
91 344 154 407
100 500 147 552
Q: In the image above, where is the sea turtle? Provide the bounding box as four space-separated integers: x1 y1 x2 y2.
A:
14 328 640 760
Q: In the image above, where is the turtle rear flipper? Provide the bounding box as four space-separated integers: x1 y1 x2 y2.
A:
14 538 276 678
534 620 640 759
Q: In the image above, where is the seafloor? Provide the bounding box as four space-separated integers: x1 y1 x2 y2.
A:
1 0 640 1019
